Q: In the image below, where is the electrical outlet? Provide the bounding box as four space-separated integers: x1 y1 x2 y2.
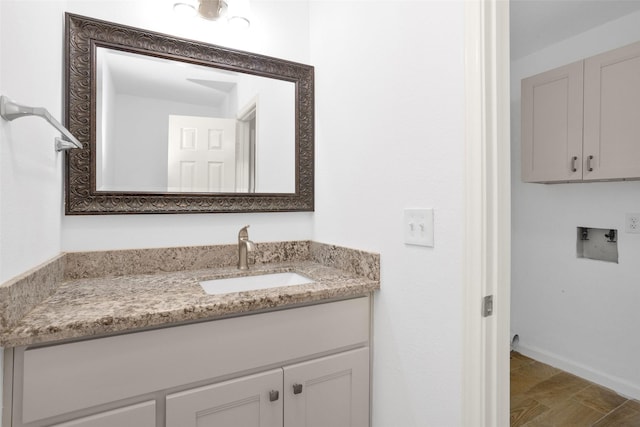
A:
626 213 640 233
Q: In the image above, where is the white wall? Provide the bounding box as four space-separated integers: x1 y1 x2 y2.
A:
310 2 465 425
511 10 640 399
251 77 295 193
0 1 67 283
236 72 296 193
106 94 220 191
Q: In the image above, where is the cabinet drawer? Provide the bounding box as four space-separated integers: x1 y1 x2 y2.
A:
17 297 369 424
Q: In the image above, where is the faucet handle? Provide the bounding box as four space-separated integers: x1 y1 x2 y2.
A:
238 225 250 239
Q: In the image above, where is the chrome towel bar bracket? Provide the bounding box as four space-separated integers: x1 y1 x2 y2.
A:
0 95 82 151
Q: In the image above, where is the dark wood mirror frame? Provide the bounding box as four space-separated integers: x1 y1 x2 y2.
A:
65 13 314 215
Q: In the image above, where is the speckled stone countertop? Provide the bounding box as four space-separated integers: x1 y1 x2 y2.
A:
0 241 379 348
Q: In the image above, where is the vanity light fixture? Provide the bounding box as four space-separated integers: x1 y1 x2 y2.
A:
173 0 250 27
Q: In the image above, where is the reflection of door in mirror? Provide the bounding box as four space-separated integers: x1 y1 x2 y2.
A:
167 115 237 193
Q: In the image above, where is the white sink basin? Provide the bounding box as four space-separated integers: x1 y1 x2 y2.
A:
199 272 314 295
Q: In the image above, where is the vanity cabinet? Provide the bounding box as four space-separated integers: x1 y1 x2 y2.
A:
167 348 369 427
522 40 640 183
8 296 371 427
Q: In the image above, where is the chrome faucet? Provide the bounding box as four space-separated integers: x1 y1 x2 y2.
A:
237 225 256 270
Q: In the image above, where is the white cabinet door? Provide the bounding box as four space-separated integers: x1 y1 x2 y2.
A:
283 348 369 427
166 369 283 427
521 61 584 182
50 401 155 427
584 41 640 180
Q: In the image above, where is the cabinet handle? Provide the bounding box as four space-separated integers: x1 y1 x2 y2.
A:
571 156 578 172
587 155 594 172
293 383 303 395
269 390 279 402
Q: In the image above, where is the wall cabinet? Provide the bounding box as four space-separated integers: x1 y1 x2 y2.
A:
7 296 371 427
522 41 640 183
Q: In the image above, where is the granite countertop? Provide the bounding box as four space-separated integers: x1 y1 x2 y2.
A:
0 242 380 348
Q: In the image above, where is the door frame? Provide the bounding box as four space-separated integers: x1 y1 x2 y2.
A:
236 99 258 193
463 1 511 425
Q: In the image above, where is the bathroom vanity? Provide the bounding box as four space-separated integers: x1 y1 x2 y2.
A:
1 241 379 427
11 298 370 427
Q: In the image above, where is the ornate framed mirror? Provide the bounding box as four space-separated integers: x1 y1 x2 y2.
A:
65 13 314 214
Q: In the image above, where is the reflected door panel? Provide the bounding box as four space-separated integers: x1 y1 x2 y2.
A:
168 115 236 192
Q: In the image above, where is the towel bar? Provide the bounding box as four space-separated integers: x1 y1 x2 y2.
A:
0 95 82 151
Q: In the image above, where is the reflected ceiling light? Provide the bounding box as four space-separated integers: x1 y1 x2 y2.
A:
173 0 250 27
198 0 228 21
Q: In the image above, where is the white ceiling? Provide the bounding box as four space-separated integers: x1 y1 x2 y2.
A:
102 48 238 107
510 0 640 60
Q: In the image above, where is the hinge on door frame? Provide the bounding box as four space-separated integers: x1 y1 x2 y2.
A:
482 295 494 317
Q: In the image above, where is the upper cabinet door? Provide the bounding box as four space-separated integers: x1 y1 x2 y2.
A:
521 61 584 182
584 41 640 181
283 347 369 427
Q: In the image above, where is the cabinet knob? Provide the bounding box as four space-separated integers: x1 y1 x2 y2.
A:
269 390 279 402
293 383 303 395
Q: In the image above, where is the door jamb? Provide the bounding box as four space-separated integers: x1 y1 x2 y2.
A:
463 1 511 425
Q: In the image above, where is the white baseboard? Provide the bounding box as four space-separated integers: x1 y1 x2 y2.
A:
516 343 640 401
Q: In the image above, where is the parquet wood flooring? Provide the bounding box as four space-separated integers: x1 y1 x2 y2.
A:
511 351 640 426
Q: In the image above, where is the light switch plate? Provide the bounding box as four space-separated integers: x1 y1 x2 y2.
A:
404 208 434 247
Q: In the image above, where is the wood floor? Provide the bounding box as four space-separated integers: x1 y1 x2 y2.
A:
511 351 640 426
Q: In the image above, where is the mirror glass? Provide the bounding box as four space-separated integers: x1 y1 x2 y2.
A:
96 48 295 194
65 13 314 214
